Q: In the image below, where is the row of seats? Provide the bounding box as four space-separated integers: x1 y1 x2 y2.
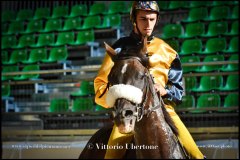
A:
2 14 121 36
166 36 238 55
2 52 237 81
161 20 238 39
2 47 68 66
2 64 40 81
2 80 108 112
158 1 238 11
178 93 239 113
2 29 95 49
184 74 239 93
178 36 238 56
182 54 238 73
1 2 131 22
181 5 238 23
2 81 238 113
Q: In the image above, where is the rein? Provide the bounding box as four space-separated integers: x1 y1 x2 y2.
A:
136 69 163 121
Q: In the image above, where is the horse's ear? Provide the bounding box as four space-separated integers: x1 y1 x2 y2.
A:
104 42 117 60
140 36 149 67
141 36 148 54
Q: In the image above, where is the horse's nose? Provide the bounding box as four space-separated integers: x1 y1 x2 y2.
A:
122 109 133 118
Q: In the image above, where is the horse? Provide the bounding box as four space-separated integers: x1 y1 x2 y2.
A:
79 37 187 159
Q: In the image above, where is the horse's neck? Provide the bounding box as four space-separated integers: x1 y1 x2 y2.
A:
134 93 184 159
133 107 170 158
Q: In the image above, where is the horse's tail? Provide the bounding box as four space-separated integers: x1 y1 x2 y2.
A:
161 101 179 136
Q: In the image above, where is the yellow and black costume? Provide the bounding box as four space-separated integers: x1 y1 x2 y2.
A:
94 31 204 159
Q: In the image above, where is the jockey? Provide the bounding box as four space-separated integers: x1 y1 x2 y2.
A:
94 1 204 159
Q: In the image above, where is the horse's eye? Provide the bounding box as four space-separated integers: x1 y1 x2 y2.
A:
137 73 145 79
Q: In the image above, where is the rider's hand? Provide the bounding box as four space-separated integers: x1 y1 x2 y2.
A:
154 83 167 96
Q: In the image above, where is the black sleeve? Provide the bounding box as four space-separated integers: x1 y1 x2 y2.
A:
162 54 184 105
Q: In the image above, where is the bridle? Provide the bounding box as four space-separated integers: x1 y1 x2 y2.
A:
109 56 164 122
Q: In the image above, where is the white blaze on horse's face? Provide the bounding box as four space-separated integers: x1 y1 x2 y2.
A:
121 64 128 74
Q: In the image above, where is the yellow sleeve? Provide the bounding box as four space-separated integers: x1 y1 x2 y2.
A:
94 53 114 108
148 38 177 87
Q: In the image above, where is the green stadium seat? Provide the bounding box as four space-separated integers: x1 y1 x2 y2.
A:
31 33 55 48
121 2 132 14
165 39 180 52
184 76 197 92
204 6 230 21
3 49 28 65
41 18 62 32
2 66 19 81
181 56 200 73
13 64 40 80
195 55 225 72
168 1 186 10
2 10 16 22
211 1 234 6
220 54 238 72
1 35 17 49
14 34 36 49
95 14 121 29
41 46 68 63
179 22 205 39
88 3 106 16
223 37 238 53
51 6 69 19
218 93 239 112
80 15 101 30
72 97 94 112
51 31 75 46
49 98 69 112
62 17 82 31
217 75 239 91
67 4 88 18
161 24 183 39
7 21 25 35
179 39 202 55
177 95 195 109
16 9 34 21
71 81 94 97
2 23 9 34
2 84 11 97
228 6 238 20
183 1 212 8
22 19 44 34
157 1 169 10
201 21 228 37
192 75 223 92
223 21 238 36
106 1 126 14
181 7 208 23
33 7 51 20
2 51 9 64
190 93 221 113
69 30 95 46
197 37 226 55
22 48 48 64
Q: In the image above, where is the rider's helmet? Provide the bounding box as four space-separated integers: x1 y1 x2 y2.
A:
130 1 160 25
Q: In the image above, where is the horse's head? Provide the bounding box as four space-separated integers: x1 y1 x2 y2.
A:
104 37 155 134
